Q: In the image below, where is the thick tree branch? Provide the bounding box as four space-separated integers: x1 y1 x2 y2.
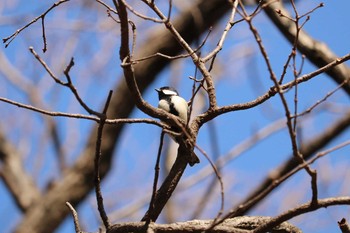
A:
0 130 41 212
109 216 301 233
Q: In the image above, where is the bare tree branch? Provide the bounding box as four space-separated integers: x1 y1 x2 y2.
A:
227 111 350 217
2 0 70 50
66 202 83 233
108 216 301 233
4 0 350 232
261 0 350 95
0 50 66 172
253 197 350 233
13 1 232 232
146 131 165 223
0 130 41 211
140 143 189 222
202 0 239 62
94 91 113 229
196 52 350 127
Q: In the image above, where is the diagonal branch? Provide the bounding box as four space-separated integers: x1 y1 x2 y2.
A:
261 0 350 96
0 130 41 212
141 143 189 222
228 111 350 217
209 138 350 230
195 52 350 128
253 197 350 233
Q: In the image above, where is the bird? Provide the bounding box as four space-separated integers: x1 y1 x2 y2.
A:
155 86 200 166
155 86 188 123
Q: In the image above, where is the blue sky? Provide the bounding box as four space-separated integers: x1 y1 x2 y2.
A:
1 1 350 232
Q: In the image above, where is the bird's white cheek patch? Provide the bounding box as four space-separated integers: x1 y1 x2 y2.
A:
162 89 177 96
158 100 170 112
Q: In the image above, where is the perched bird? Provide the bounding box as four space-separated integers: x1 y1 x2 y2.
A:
155 86 188 123
155 86 200 166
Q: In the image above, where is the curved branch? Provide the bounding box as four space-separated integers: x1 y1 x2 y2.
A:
253 197 350 233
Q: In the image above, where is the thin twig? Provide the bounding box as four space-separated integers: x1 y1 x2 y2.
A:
194 52 350 128
95 0 118 14
209 139 350 230
127 28 212 65
65 202 82 233
63 58 102 116
293 79 349 118
3 0 70 50
298 2 324 19
120 0 165 23
181 118 286 191
244 0 319 203
188 63 200 125
94 90 113 229
190 120 221 219
30 47 102 116
202 0 239 62
41 16 47 52
265 0 350 95
0 95 169 128
129 20 136 60
29 47 64 84
195 145 224 223
146 131 165 224
253 197 350 233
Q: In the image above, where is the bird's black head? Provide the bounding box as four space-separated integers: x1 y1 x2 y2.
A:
155 86 179 100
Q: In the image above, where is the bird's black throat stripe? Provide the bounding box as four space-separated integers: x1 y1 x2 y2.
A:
167 96 179 117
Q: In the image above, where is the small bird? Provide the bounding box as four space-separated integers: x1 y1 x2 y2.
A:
155 86 188 123
155 86 200 166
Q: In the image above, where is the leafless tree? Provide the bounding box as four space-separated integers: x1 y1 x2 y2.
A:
1 0 350 233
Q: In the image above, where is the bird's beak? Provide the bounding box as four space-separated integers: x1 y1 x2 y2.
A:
155 88 160 92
